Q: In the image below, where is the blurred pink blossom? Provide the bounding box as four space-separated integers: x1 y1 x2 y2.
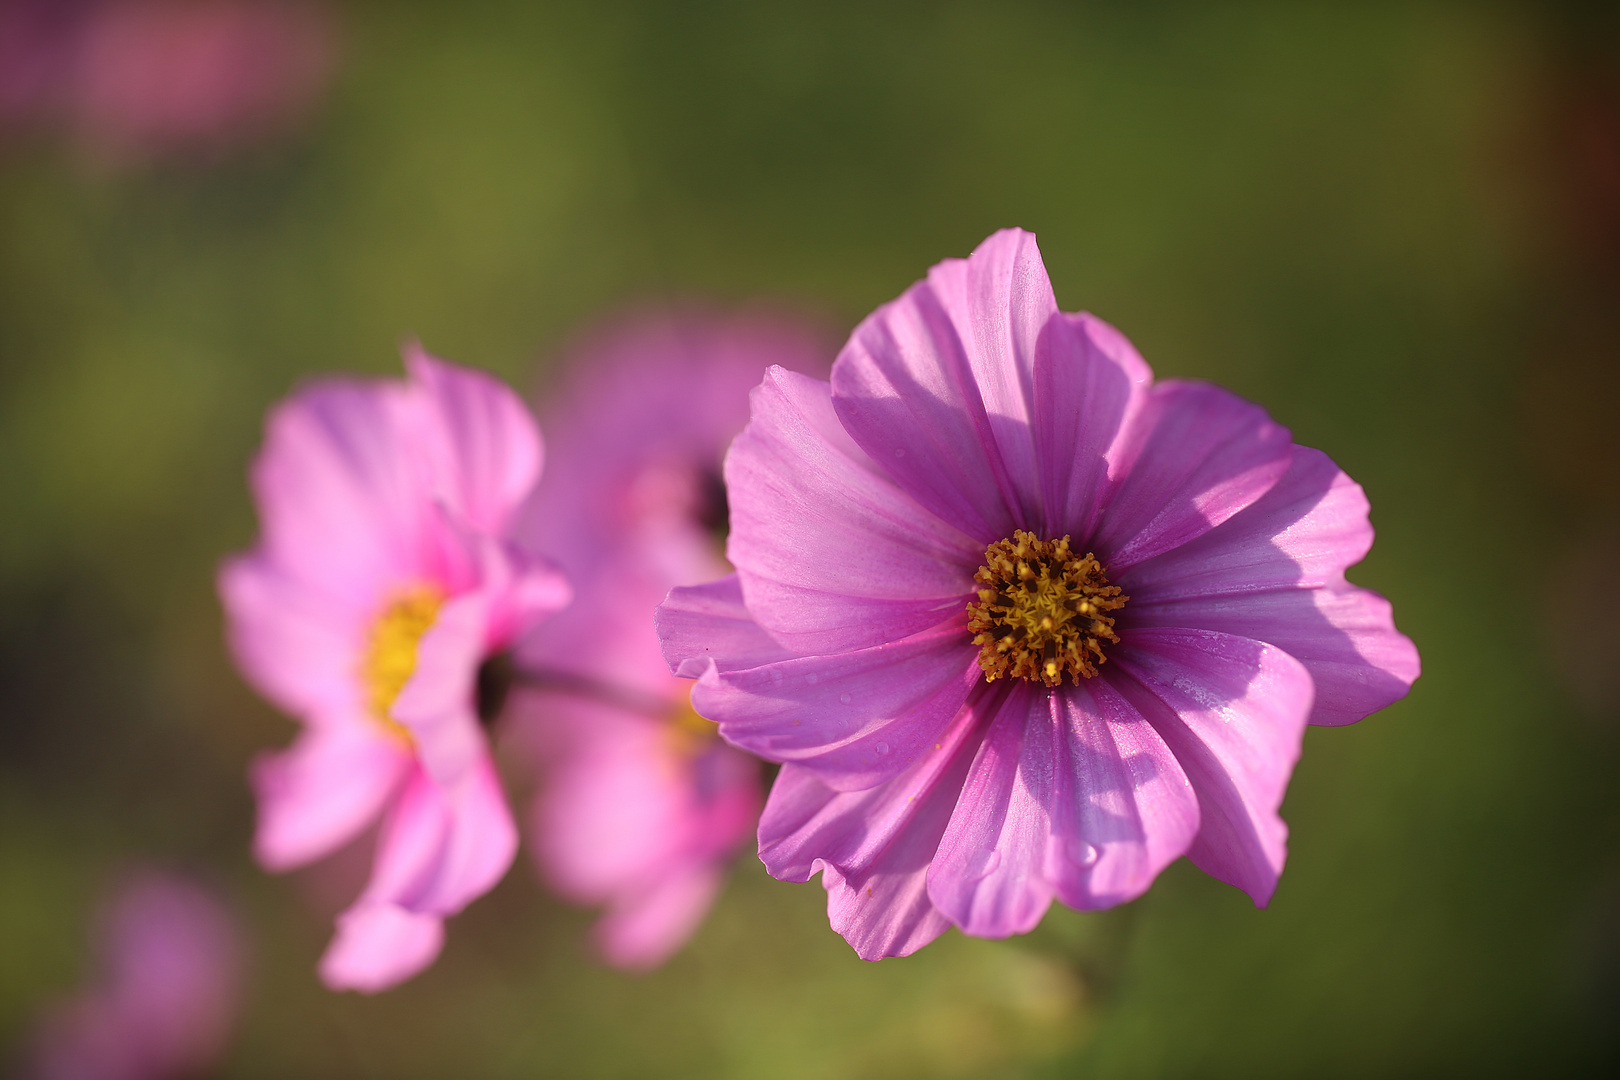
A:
512 308 828 968
24 870 244 1080
0 0 336 164
219 347 569 991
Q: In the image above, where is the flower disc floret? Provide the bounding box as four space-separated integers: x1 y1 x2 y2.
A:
361 586 444 735
967 531 1126 686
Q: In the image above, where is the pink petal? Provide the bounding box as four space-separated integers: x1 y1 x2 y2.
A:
831 228 1057 541
318 903 444 994
361 758 518 916
251 725 409 872
927 678 1200 937
217 554 361 722
248 377 429 609
1093 380 1294 571
726 367 980 654
391 592 491 787
758 696 994 961
1031 312 1153 539
594 866 724 971
1120 445 1419 725
656 575 795 680
404 345 544 536
690 618 981 790
1110 627 1314 906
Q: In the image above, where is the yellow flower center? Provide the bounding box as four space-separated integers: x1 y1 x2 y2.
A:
967 531 1128 687
361 585 445 738
665 685 720 758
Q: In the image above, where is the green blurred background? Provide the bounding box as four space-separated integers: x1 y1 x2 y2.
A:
4 1 1619 1075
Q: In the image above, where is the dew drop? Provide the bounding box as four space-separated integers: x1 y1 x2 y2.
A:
874 741 890 755
967 849 1002 880
839 692 852 705
805 672 818 685
1071 840 1098 868
893 447 906 458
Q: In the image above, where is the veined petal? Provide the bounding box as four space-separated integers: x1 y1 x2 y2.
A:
1094 381 1294 571
691 618 980 790
250 724 409 871
1032 312 1153 540
318 903 444 994
831 229 1056 541
1110 627 1313 906
759 696 993 960
727 367 980 654
404 345 544 536
927 678 1199 936
656 575 796 680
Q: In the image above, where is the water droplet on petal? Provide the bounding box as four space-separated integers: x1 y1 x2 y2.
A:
893 447 906 458
805 672 818 685
967 849 1002 880
1071 840 1098 867
839 692 852 704
874 741 890 755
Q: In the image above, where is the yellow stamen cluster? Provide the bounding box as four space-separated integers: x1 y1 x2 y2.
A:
361 585 445 738
967 531 1127 687
665 686 720 758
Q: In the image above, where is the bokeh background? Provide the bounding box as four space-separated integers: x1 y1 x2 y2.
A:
4 1 1620 1076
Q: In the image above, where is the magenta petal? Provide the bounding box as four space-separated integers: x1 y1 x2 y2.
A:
656 575 796 680
218 554 360 722
318 903 444 993
928 678 1200 936
1032 312 1153 539
391 592 490 787
251 725 409 871
594 866 723 971
362 758 518 916
1094 381 1294 571
404 345 544 536
758 699 992 961
831 229 1057 540
249 377 426 608
1110 627 1313 906
691 619 981 790
727 367 981 654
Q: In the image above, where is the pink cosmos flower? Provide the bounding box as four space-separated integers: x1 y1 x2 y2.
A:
219 346 569 991
0 0 336 165
512 308 826 968
24 870 243 1080
657 229 1421 959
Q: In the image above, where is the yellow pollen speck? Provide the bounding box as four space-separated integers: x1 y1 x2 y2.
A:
966 531 1128 687
361 585 445 740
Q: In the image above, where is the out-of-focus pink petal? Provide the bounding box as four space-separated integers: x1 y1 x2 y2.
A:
1093 381 1294 571
217 554 360 721
691 618 980 790
391 591 491 787
656 575 796 680
251 725 409 872
404 345 544 536
928 678 1200 937
832 229 1057 541
248 376 430 608
360 759 518 917
758 697 994 961
1111 628 1314 906
594 866 724 971
1031 311 1153 539
726 367 980 654
318 903 444 994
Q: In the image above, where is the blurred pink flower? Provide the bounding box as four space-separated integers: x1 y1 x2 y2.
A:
658 230 1421 958
25 870 243 1080
0 0 336 164
219 346 569 992
512 308 827 968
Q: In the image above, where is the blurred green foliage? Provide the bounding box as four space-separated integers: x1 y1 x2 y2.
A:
3 1 1618 1076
